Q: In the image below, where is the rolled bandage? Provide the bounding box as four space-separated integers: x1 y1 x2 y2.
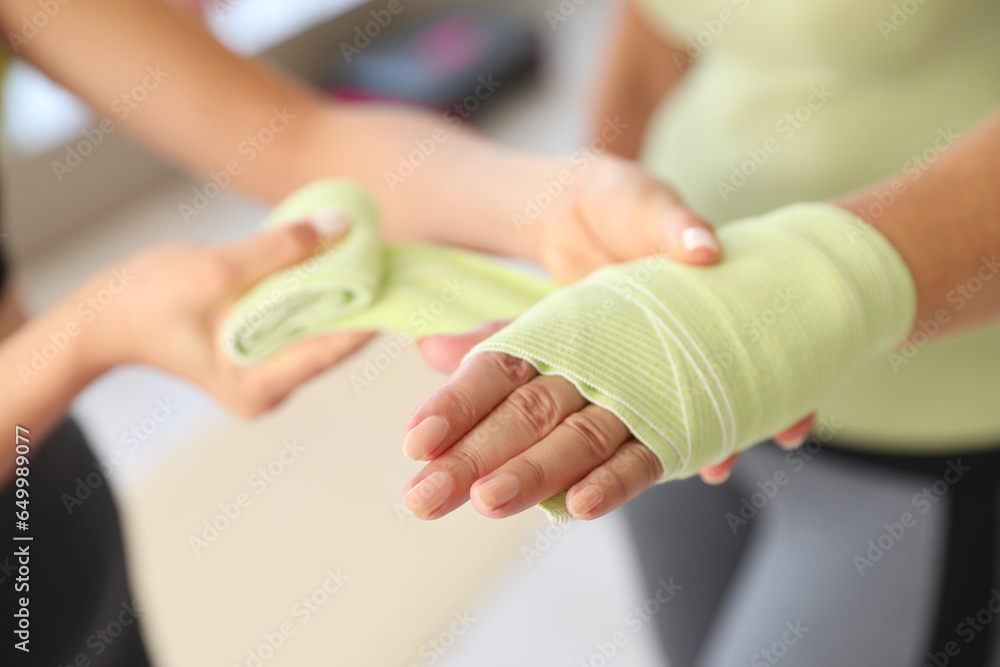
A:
469 204 917 522
222 180 555 364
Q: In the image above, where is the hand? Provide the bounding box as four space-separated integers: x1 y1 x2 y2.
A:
86 219 374 416
403 322 812 521
519 154 721 282
698 414 815 484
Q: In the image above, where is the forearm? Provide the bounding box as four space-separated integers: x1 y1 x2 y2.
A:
0 277 117 484
312 104 563 258
1 0 316 199
0 0 560 257
589 0 692 157
835 110 1000 334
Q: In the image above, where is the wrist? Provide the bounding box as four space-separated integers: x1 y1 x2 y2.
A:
10 290 113 401
486 152 577 263
67 270 134 379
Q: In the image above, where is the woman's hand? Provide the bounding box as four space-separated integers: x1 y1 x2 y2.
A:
87 218 374 416
403 322 812 520
516 154 720 283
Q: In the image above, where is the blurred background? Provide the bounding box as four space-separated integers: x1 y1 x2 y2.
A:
3 0 669 664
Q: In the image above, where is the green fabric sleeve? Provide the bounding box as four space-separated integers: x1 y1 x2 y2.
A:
469 203 918 522
221 180 556 364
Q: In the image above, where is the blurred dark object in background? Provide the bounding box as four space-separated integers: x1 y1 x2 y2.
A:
329 7 539 113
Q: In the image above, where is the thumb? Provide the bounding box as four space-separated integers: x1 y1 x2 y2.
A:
642 186 721 266
220 210 351 289
580 170 721 266
418 320 511 374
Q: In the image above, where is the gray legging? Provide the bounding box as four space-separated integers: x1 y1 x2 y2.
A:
624 438 1000 667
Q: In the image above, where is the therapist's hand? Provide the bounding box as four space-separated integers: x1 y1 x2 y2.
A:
520 155 720 283
403 322 814 520
86 219 373 417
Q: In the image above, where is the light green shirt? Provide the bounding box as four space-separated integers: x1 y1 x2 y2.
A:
635 0 1000 451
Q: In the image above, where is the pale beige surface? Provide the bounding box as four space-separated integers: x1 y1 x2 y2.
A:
122 340 542 667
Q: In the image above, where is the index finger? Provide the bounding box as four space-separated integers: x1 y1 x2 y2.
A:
403 351 538 461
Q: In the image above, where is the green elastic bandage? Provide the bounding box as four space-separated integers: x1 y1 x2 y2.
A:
225 181 916 525
470 203 917 522
222 180 556 365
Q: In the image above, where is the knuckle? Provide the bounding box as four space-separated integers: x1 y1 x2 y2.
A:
621 441 663 485
589 465 628 501
198 251 240 293
562 412 617 461
514 453 547 489
275 224 315 258
489 352 536 385
506 382 561 434
232 375 278 417
444 445 487 481
434 384 478 428
539 245 578 283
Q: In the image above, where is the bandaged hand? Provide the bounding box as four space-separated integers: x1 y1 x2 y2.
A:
403 204 917 522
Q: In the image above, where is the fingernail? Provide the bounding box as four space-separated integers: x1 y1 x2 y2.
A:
776 432 809 450
700 468 732 485
403 416 449 460
568 485 604 516
404 471 454 518
680 226 718 255
308 208 350 238
473 473 519 510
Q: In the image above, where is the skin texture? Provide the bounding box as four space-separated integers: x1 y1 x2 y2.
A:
0 0 721 484
0 222 374 483
402 0 1000 522
589 0 694 162
0 0 717 273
